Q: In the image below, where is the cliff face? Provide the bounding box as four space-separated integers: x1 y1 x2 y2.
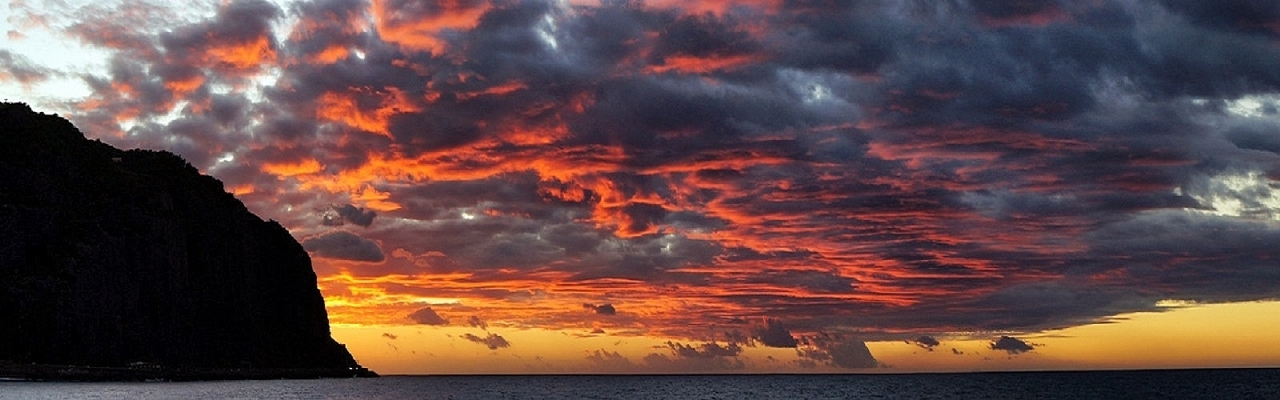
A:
0 103 362 372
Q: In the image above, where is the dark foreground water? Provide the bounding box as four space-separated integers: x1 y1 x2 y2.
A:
2 368 1277 399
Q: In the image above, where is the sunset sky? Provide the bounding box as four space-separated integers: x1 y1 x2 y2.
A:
4 0 1280 374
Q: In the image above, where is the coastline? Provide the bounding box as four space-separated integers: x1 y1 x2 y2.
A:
0 361 378 382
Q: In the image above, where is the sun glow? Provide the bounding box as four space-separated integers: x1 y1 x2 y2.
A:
330 301 1280 374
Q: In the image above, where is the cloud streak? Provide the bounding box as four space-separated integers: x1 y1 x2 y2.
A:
461 332 510 350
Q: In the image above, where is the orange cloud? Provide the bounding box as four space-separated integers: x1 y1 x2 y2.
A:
645 54 765 74
371 0 491 55
203 35 277 71
229 184 255 196
312 45 353 64
315 87 421 138
353 185 402 211
262 158 325 178
163 75 206 97
644 0 782 16
454 81 528 101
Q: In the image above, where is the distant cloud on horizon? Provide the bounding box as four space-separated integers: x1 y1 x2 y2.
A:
407 307 448 326
461 332 510 350
990 336 1035 355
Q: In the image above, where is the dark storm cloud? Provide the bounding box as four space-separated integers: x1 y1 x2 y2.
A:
407 306 448 325
585 349 638 372
71 0 283 115
301 230 385 262
665 341 742 359
646 13 758 64
617 203 668 235
892 207 1280 331
324 204 377 227
285 0 372 59
121 115 228 168
1081 210 1280 302
641 341 746 372
912 335 940 351
968 0 1065 24
369 219 564 272
369 203 722 282
800 335 879 369
770 1 900 74
461 332 511 350
566 234 722 282
948 282 1149 332
366 1 587 153
583 303 616 315
1226 120 1280 155
826 340 879 369
990 336 1034 354
746 270 857 294
390 173 590 222
569 76 825 165
754 319 798 348
466 315 488 330
157 0 281 75
1158 0 1280 38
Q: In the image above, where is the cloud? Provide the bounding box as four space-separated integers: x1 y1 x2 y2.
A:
407 307 448 325
16 0 1280 348
990 336 1034 355
665 341 742 359
0 50 54 84
824 340 879 369
1158 0 1280 38
583 303 616 315
461 333 511 350
157 0 281 76
754 319 799 348
912 336 941 351
324 204 377 227
800 335 880 369
301 230 385 262
466 315 488 330
633 341 746 372
584 349 638 372
970 0 1067 26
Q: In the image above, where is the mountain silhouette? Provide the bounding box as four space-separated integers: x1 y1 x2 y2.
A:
0 102 372 380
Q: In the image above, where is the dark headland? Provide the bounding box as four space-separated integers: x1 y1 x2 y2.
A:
0 102 375 381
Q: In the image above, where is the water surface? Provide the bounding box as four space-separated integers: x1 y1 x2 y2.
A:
1 368 1276 399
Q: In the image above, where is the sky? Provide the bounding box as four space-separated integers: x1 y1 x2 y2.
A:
3 0 1280 374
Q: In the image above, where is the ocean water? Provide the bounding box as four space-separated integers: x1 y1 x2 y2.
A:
1 369 1277 399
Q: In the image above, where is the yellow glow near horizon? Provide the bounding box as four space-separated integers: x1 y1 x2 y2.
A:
1029 301 1280 370
869 300 1280 373
332 301 1280 374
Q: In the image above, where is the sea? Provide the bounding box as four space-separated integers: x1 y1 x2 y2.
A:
1 368 1277 399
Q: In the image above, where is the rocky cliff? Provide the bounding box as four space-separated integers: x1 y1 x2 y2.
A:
0 103 370 378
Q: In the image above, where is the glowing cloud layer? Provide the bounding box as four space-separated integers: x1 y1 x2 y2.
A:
5 0 1280 372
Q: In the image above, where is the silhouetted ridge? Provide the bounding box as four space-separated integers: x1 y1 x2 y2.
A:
0 102 371 379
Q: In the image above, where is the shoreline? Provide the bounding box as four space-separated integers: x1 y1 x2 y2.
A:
0 362 378 382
